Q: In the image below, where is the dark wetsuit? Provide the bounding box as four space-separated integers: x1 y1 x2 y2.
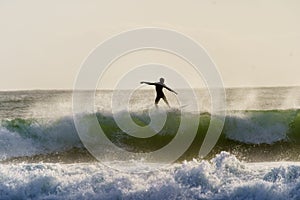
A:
141 81 175 107
155 84 167 104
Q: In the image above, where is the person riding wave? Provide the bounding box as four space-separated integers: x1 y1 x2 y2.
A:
140 78 177 108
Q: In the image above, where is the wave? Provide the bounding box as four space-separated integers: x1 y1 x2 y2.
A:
0 117 82 160
224 109 300 144
1 109 300 161
1 152 300 199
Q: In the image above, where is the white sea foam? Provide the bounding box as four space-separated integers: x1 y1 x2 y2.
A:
1 152 300 199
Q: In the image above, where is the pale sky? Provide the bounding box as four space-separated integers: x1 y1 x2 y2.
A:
0 0 299 90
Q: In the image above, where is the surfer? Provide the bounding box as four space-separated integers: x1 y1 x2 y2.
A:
140 78 177 108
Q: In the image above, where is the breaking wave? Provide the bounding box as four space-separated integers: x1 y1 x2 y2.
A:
1 109 300 161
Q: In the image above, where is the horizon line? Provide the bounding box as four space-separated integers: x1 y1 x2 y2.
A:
0 85 300 92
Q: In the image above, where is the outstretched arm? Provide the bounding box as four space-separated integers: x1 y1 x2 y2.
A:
140 81 155 85
163 85 178 95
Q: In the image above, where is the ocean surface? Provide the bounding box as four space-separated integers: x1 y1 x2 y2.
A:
1 87 300 199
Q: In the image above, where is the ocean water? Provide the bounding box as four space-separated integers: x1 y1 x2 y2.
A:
1 87 300 199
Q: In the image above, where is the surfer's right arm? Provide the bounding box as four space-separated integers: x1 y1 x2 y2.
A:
140 81 155 85
163 85 178 95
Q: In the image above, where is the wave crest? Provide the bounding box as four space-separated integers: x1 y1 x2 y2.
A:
1 109 300 161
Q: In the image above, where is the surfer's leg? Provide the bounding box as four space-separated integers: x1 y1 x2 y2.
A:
155 96 160 108
162 96 170 108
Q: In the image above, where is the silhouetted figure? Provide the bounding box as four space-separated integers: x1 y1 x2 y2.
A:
140 78 177 108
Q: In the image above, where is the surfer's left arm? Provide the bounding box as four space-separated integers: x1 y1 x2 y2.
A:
164 85 178 95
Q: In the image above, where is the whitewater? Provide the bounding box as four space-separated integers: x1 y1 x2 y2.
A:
1 87 300 199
